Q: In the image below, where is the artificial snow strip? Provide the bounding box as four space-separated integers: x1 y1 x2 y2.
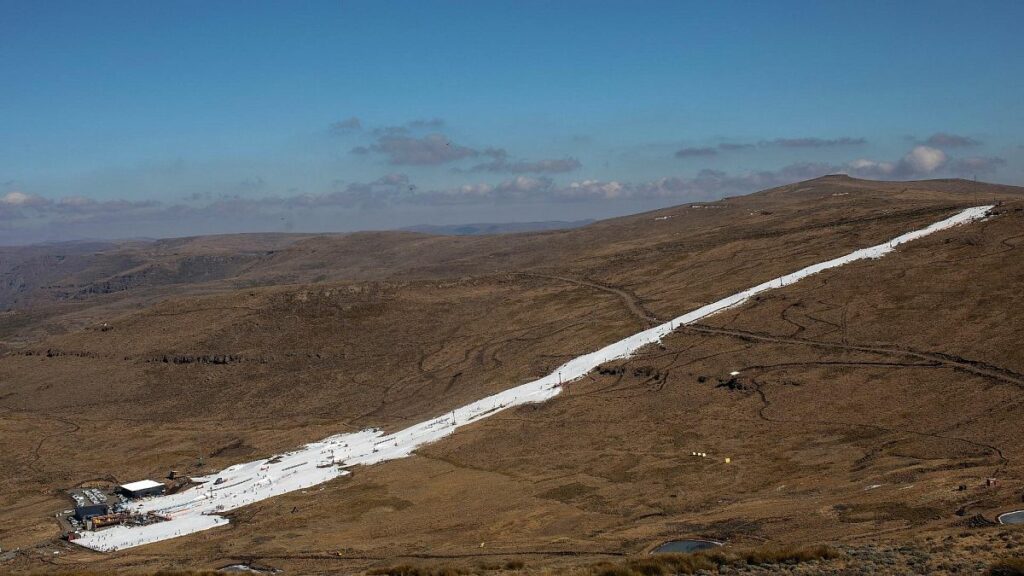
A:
72 205 993 552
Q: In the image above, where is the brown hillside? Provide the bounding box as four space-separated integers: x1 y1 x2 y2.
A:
1 177 1022 574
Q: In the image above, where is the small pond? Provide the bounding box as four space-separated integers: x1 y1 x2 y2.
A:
998 510 1024 525
651 539 723 554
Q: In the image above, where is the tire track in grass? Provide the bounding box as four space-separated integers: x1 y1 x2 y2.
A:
680 324 1024 388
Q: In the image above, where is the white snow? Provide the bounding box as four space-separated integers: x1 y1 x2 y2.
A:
71 205 993 552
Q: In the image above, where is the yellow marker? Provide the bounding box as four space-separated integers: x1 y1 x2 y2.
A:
724 457 731 464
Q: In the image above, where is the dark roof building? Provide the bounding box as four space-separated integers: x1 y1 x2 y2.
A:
74 503 109 521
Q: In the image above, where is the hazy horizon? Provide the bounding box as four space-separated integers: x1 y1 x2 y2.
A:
0 173 1013 248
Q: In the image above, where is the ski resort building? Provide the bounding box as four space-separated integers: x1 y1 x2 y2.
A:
74 502 109 521
117 479 166 499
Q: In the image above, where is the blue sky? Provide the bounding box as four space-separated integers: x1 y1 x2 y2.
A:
1 1 1022 243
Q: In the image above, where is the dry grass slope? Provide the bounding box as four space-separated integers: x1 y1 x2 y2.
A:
1 177 1023 574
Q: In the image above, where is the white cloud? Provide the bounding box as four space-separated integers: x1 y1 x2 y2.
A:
848 158 896 176
902 145 947 174
847 146 947 179
563 179 626 200
2 191 36 205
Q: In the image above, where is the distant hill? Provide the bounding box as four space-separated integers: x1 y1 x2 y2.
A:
401 219 594 235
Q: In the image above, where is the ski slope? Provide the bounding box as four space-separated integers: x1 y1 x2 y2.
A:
72 205 994 552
